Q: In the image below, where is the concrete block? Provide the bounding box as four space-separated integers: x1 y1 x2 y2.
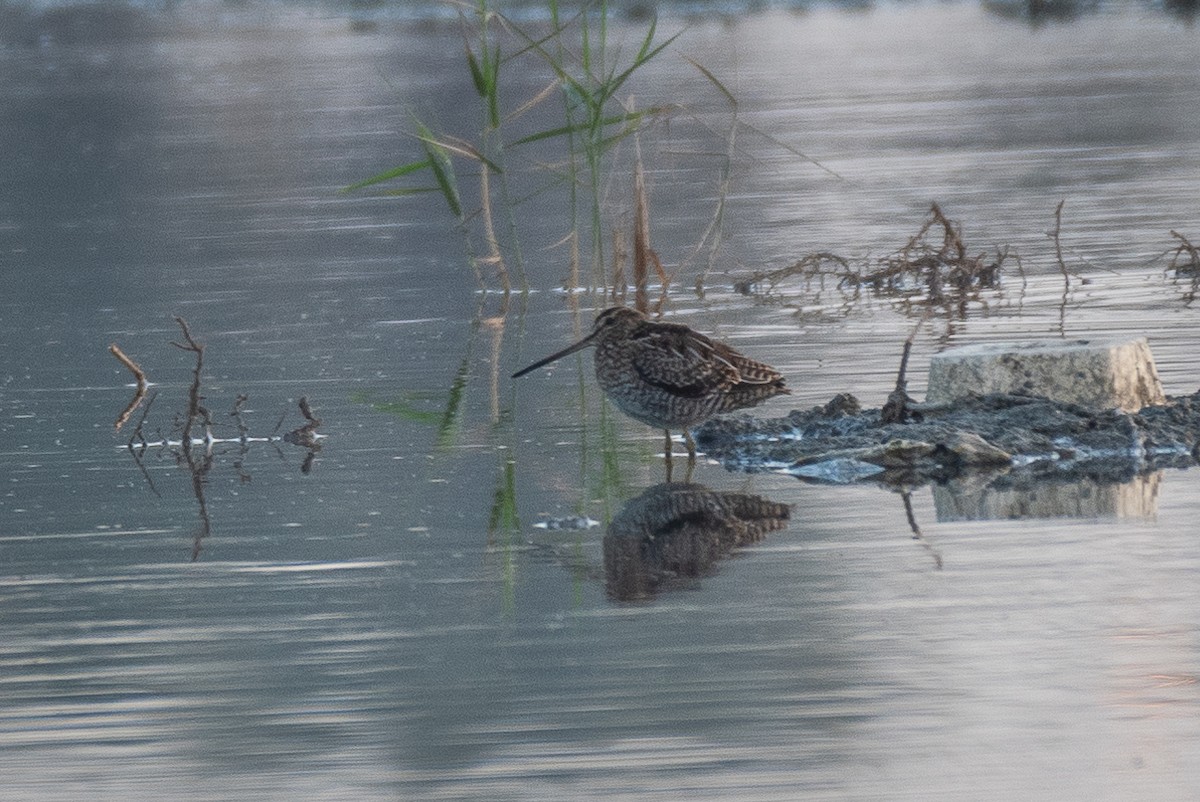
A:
926 337 1165 412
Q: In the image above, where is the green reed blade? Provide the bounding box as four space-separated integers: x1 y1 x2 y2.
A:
339 158 434 193
507 109 658 147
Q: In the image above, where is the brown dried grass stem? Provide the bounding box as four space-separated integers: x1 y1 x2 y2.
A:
110 343 148 432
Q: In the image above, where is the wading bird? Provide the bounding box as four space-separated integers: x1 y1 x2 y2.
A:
512 307 789 460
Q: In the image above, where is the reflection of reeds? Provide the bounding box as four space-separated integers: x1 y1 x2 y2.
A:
487 458 521 612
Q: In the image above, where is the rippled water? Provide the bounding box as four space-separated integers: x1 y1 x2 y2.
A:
2 2 1200 799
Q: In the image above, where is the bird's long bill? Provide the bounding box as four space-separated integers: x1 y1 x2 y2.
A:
511 332 597 379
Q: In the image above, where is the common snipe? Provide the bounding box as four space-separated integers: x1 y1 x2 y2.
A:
512 307 789 459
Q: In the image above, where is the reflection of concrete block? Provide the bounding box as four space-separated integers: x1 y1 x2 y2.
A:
926 337 1165 412
932 471 1161 521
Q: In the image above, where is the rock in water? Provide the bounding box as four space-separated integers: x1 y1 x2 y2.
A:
926 337 1165 412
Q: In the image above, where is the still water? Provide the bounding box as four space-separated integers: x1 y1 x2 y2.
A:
2 1 1200 799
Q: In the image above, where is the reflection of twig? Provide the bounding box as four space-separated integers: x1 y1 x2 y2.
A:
127 388 158 451
230 394 252 483
1050 200 1071 336
110 343 149 432
1051 199 1069 286
127 390 161 497
167 317 215 561
901 490 943 570
230 394 250 440
187 447 214 562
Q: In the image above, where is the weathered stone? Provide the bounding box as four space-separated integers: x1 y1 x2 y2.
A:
861 439 936 467
931 432 1013 467
926 337 1165 412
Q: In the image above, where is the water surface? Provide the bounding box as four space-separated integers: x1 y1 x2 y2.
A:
2 2 1200 799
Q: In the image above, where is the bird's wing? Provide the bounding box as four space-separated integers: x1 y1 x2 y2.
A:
717 343 786 386
628 326 742 398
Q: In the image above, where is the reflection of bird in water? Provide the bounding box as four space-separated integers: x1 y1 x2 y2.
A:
604 482 791 601
512 307 789 461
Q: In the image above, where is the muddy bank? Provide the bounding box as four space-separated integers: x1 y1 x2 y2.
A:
696 390 1200 485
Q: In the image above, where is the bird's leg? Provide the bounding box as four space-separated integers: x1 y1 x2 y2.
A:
683 430 698 462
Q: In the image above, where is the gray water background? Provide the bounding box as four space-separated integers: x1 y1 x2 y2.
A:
3 1 1200 799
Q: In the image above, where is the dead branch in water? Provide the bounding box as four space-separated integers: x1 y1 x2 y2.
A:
1168 229 1200 305
112 320 325 559
110 343 149 432
880 312 930 425
117 318 322 469
733 252 854 296
880 339 915 425
170 316 208 455
286 397 323 474
867 202 1005 300
1169 230 1200 274
736 204 1010 322
284 397 323 451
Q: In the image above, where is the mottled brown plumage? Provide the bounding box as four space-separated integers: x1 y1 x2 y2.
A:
513 307 789 458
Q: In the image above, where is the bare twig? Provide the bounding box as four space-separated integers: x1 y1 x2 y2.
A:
733 252 853 296
110 343 149 432
170 316 206 455
880 314 927 424
1169 229 1200 274
1168 229 1200 305
284 397 323 451
166 317 214 561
